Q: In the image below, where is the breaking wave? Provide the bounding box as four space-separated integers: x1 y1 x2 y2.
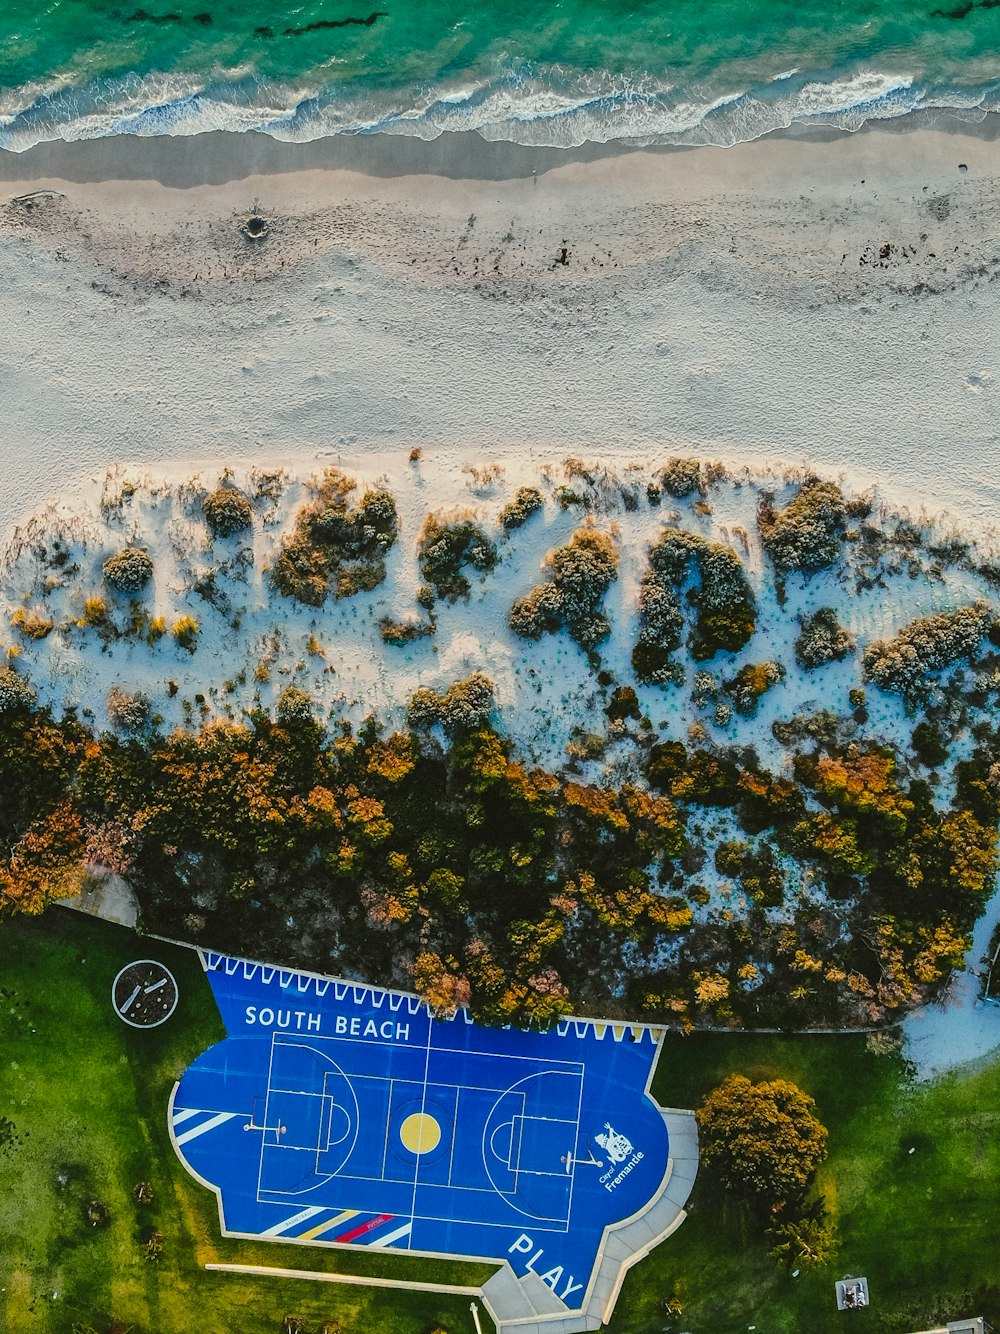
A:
1 63 998 153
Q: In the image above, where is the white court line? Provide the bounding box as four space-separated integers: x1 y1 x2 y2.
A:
370 1221 413 1248
172 1107 201 1126
175 1112 239 1146
406 1018 436 1249
259 1205 326 1237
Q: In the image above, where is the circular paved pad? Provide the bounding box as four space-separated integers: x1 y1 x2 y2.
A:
399 1111 441 1155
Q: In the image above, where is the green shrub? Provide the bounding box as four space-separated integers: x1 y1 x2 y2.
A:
276 685 315 726
271 470 399 606
510 528 618 652
509 582 563 639
548 528 618 649
632 527 755 672
172 614 200 651
407 687 443 729
379 615 436 645
863 601 992 700
660 456 702 498
725 661 784 716
692 542 756 659
759 480 847 574
202 485 253 537
106 686 151 733
417 512 497 603
911 720 948 767
795 607 855 669
498 486 544 530
103 546 153 594
0 665 36 712
605 685 641 722
407 673 494 732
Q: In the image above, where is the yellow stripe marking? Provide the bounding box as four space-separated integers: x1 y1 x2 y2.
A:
300 1209 358 1241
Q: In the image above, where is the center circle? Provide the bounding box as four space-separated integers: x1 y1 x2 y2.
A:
399 1112 441 1155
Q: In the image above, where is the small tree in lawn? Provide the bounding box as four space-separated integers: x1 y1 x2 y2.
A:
769 1213 837 1269
696 1074 828 1208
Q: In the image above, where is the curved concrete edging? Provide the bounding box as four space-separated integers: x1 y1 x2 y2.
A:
480 1107 699 1333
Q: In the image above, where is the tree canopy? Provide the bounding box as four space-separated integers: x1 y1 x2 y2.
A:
696 1074 828 1205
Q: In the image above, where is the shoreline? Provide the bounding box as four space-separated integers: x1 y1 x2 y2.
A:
0 109 998 190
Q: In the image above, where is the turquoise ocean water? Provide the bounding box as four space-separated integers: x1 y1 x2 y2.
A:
2 0 1000 151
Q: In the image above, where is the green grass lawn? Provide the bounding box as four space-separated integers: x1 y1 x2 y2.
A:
5 908 1000 1334
0 909 497 1334
610 1030 1000 1333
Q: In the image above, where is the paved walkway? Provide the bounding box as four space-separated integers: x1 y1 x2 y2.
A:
56 873 139 929
480 1107 698 1334
903 879 1000 1080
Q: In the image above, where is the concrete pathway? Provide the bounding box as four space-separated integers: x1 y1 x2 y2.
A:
903 880 1000 1080
56 873 139 929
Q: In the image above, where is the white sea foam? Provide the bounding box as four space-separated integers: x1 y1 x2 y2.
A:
0 62 998 153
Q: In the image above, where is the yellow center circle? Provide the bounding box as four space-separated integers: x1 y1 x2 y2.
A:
399 1112 441 1155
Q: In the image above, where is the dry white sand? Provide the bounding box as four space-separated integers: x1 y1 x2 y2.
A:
1 126 1000 548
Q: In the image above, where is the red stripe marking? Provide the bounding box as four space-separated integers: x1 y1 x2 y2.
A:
334 1213 394 1244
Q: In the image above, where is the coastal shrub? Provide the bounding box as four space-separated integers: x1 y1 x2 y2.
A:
80 595 110 629
632 533 689 683
508 582 564 640
911 720 948 768
378 615 436 645
417 512 497 603
605 685 641 723
271 470 399 606
509 528 619 652
407 673 494 732
275 685 315 726
725 661 785 717
171 614 200 652
498 487 544 530
407 687 443 730
714 839 784 907
758 480 847 574
660 456 702 498
103 546 153 594
10 608 54 641
632 527 755 672
863 601 992 699
795 607 855 670
0 665 36 712
692 542 756 659
202 485 253 538
106 687 151 733
632 574 685 684
547 528 618 649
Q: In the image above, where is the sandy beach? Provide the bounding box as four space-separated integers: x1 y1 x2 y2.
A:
1 124 999 547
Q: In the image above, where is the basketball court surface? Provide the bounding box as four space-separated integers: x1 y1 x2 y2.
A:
171 950 694 1319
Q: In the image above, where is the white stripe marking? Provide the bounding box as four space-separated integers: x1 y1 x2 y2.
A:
172 1107 201 1126
176 1111 238 1146
370 1222 413 1248
259 1205 325 1237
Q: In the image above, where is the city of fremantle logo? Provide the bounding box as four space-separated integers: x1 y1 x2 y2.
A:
595 1123 634 1166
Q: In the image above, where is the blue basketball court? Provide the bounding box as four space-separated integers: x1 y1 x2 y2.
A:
171 951 678 1312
